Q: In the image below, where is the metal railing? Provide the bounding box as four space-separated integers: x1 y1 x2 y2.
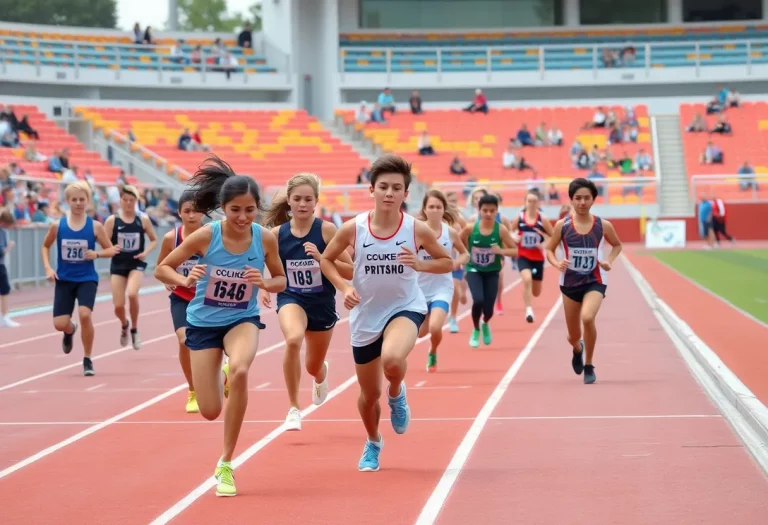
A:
0 35 291 84
339 38 767 79
690 174 767 203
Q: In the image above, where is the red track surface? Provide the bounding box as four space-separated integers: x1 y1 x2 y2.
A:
0 262 766 524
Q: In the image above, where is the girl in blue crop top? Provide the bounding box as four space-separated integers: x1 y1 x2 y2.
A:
41 181 119 377
154 156 286 498
259 172 354 431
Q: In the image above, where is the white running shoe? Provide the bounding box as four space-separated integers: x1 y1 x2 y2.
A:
285 407 302 431
0 316 20 327
312 361 329 406
525 307 535 323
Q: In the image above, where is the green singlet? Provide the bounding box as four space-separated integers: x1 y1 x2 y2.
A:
465 220 502 273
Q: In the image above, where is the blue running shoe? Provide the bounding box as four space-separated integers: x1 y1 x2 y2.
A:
388 383 411 434
358 438 382 472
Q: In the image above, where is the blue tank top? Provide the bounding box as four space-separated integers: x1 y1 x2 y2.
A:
277 217 336 307
186 221 264 328
558 215 606 288
56 215 99 283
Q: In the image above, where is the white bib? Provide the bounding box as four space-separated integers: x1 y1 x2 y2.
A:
286 259 323 293
568 247 597 273
61 238 87 262
117 232 140 252
471 246 495 267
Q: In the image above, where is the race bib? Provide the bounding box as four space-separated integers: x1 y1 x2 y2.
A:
176 257 199 277
203 266 252 309
117 232 140 252
568 247 597 273
521 231 541 249
286 259 323 293
61 238 87 262
471 246 495 267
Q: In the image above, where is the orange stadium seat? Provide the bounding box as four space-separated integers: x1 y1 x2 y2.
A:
680 101 768 201
75 107 370 211
338 104 655 206
0 103 123 184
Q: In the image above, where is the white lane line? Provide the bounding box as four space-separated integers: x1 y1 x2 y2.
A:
414 294 562 525
85 383 106 392
255 382 271 389
147 279 523 525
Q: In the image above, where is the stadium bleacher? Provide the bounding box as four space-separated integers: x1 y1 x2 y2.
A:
1 103 123 183
74 107 370 210
338 104 655 206
680 101 768 201
0 29 275 74
339 26 768 73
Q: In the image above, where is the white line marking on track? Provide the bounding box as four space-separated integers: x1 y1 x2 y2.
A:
147 279 523 525
414 293 562 525
255 382 271 389
0 308 169 350
0 316 350 480
85 383 106 392
415 380 427 387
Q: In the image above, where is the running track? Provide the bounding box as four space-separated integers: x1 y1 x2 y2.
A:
1 261 766 524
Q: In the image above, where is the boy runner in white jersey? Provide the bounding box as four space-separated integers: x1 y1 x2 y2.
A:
320 154 454 472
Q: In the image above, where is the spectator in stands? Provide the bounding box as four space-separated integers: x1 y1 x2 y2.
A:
516 124 534 147
409 91 422 114
587 168 605 197
48 150 63 173
717 86 740 109
606 109 618 129
355 102 369 124
583 107 606 129
0 118 16 148
534 123 548 146
601 48 619 68
588 145 601 167
369 103 386 124
59 149 70 170
16 114 37 140
191 128 210 151
464 89 488 114
178 129 193 151
623 124 639 142
634 149 653 172
133 23 143 44
607 122 622 144
738 161 758 191
0 106 18 131
143 26 154 45
710 114 732 134
450 156 468 176
686 113 707 132
356 167 370 184
548 125 563 146
378 88 396 115
701 141 723 164
238 22 253 48
31 202 51 224
127 129 136 141
548 184 560 203
418 131 435 155
23 142 45 163
622 106 638 127
621 46 637 65
220 52 240 79
502 144 536 175
171 40 188 64
706 96 723 115
190 45 203 65
574 146 590 170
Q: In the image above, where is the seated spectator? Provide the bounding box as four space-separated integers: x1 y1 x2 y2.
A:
738 161 758 191
463 89 488 114
617 151 634 174
0 115 17 148
700 141 723 164
143 26 154 45
620 46 637 65
178 129 193 151
717 86 740 109
190 45 203 64
355 167 370 184
606 109 618 128
607 122 622 144
547 184 560 203
583 107 606 129
516 124 534 147
548 125 563 146
634 149 653 172
369 103 386 124
219 52 240 79
621 106 638 127
238 22 253 48
378 88 396 115
417 131 435 155
502 144 536 174
16 114 38 140
450 156 468 176
710 115 732 134
687 113 707 132
170 39 187 64
409 91 422 114
622 124 639 142
534 123 548 146
191 128 211 151
706 96 723 115
588 145 601 167
601 48 619 67
48 150 63 173
31 202 51 223
355 102 369 124
59 149 70 170
132 23 143 44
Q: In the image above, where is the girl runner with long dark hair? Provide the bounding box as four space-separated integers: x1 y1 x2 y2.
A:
545 178 623 385
260 172 354 431
418 189 468 372
155 157 287 497
155 190 204 413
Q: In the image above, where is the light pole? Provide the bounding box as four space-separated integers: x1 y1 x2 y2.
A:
168 0 179 30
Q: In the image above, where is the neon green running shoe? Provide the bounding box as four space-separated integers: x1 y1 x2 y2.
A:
481 322 492 345
214 461 236 497
426 352 437 372
469 329 480 348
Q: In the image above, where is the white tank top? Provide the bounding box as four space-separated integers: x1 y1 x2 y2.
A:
350 212 427 347
417 222 453 302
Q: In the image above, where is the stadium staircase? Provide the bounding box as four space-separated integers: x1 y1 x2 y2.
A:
653 114 692 216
